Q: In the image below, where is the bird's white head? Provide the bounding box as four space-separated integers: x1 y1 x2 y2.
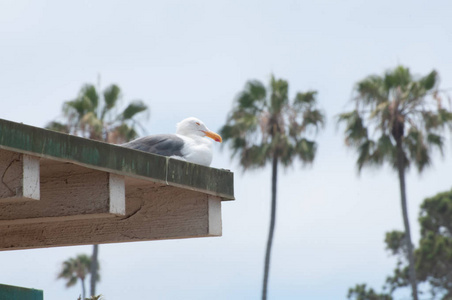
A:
176 117 222 142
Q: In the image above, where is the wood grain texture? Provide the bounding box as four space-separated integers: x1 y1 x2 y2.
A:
0 150 40 202
0 162 125 224
0 187 221 250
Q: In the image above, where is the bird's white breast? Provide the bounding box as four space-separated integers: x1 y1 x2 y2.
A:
177 134 213 166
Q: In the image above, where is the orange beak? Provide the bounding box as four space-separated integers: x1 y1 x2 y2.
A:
203 130 222 143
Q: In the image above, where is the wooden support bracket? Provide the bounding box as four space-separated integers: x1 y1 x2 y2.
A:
0 154 126 225
0 150 40 202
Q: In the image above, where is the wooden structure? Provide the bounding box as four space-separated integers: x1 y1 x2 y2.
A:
0 119 234 251
0 284 43 300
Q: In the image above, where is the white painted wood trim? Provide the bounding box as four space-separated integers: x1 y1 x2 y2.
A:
109 173 125 215
208 196 222 236
22 155 40 200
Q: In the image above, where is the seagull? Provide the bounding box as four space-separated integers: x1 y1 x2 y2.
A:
122 117 222 167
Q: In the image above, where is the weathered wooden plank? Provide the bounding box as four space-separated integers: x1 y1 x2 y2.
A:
0 162 125 224
0 118 234 200
0 188 222 251
167 159 234 200
0 149 40 202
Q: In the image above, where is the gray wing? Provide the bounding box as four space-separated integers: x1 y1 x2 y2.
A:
122 134 184 157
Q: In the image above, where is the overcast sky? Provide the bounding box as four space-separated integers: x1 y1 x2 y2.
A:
1 0 452 299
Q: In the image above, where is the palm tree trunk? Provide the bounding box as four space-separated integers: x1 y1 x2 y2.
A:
396 139 418 300
81 277 86 300
262 154 278 300
90 244 98 297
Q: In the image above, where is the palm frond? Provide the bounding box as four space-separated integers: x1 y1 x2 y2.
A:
293 91 317 106
235 80 267 116
301 108 325 132
419 70 438 90
101 84 121 120
66 276 78 287
120 100 148 120
240 144 270 169
269 75 289 114
294 138 316 165
376 134 395 157
404 127 430 172
356 75 388 105
79 84 99 112
426 133 444 155
384 66 412 91
64 99 88 120
437 108 452 129
356 139 378 171
421 111 441 131
244 80 266 103
368 101 390 121
224 111 260 140
337 111 368 146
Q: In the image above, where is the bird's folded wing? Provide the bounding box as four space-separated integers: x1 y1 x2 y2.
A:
122 134 185 157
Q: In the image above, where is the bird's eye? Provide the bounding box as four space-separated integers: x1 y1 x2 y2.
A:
195 122 200 126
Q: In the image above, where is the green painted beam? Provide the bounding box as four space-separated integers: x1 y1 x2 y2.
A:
0 284 43 300
0 118 234 200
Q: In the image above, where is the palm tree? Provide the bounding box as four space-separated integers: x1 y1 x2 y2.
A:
47 82 149 297
46 83 148 144
57 254 93 299
337 66 452 300
220 75 325 299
